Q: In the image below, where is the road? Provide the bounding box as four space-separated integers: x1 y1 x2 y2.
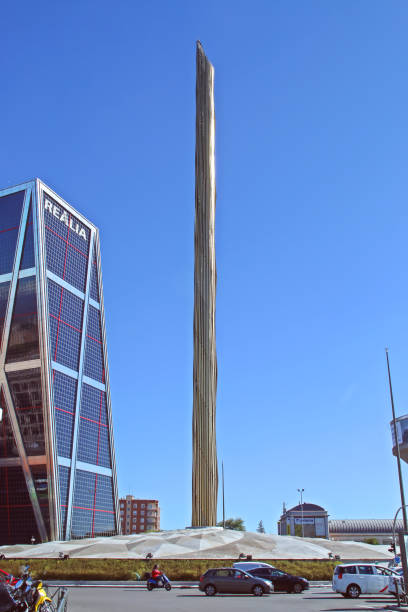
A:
65 586 402 611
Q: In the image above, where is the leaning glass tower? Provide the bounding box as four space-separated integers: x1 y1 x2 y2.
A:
0 179 119 543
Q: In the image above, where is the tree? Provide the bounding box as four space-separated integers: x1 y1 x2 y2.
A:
257 520 265 533
217 517 246 531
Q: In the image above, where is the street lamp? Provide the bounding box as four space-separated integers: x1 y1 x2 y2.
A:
297 488 305 537
386 349 408 532
222 460 225 529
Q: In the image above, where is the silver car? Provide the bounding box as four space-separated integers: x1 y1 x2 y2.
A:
199 567 273 596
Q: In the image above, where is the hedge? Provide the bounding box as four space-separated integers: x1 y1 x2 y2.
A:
0 559 344 581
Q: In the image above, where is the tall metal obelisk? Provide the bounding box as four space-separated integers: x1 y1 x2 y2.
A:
192 41 218 527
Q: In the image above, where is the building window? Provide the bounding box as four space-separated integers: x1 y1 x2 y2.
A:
141 504 145 508
140 518 144 523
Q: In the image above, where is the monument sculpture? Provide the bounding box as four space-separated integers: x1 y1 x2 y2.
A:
192 41 218 526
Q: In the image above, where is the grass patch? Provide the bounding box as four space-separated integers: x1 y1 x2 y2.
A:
0 558 344 581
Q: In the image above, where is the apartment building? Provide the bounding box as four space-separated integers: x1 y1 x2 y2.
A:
120 496 160 534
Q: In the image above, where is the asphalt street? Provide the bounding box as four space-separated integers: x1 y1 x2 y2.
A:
66 586 404 611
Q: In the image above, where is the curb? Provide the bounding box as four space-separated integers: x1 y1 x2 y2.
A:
45 581 330 590
47 582 198 589
46 582 198 591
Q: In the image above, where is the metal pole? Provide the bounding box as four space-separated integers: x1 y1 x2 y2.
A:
298 488 304 537
386 349 408 531
392 506 408 604
398 531 408 605
392 505 408 549
222 460 225 528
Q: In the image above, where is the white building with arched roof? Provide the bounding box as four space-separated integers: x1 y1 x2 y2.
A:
278 503 329 538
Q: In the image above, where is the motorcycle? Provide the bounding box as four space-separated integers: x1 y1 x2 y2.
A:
146 572 172 591
0 582 19 612
0 566 55 612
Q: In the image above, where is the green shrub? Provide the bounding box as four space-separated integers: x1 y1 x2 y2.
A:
363 538 380 545
0 558 344 581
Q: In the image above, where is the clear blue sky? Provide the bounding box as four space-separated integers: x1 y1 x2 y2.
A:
1 0 408 533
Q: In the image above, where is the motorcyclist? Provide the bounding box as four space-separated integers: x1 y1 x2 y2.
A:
151 564 162 583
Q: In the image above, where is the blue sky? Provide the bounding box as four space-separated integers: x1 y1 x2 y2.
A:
1 0 408 533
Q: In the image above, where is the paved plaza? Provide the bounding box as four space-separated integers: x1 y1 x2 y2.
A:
66 585 403 612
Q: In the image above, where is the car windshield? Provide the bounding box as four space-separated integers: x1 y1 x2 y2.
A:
375 567 391 576
335 566 357 575
358 566 374 575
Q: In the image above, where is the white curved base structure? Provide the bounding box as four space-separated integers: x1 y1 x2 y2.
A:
0 527 393 559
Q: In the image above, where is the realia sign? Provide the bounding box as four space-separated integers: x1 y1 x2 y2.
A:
44 198 87 241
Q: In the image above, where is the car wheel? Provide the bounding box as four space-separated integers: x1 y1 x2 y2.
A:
205 584 216 596
346 584 361 599
252 585 264 597
292 582 303 594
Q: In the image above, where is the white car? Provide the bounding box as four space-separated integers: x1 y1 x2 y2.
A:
332 563 399 598
388 567 404 597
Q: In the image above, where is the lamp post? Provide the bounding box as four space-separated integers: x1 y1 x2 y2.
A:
297 488 305 537
222 461 225 529
385 349 408 532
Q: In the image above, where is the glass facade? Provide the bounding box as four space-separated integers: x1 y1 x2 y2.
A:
0 180 119 543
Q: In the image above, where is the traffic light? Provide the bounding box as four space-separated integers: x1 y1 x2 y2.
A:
388 542 396 554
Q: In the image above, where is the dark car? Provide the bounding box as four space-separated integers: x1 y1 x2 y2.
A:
199 567 273 596
247 567 309 593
